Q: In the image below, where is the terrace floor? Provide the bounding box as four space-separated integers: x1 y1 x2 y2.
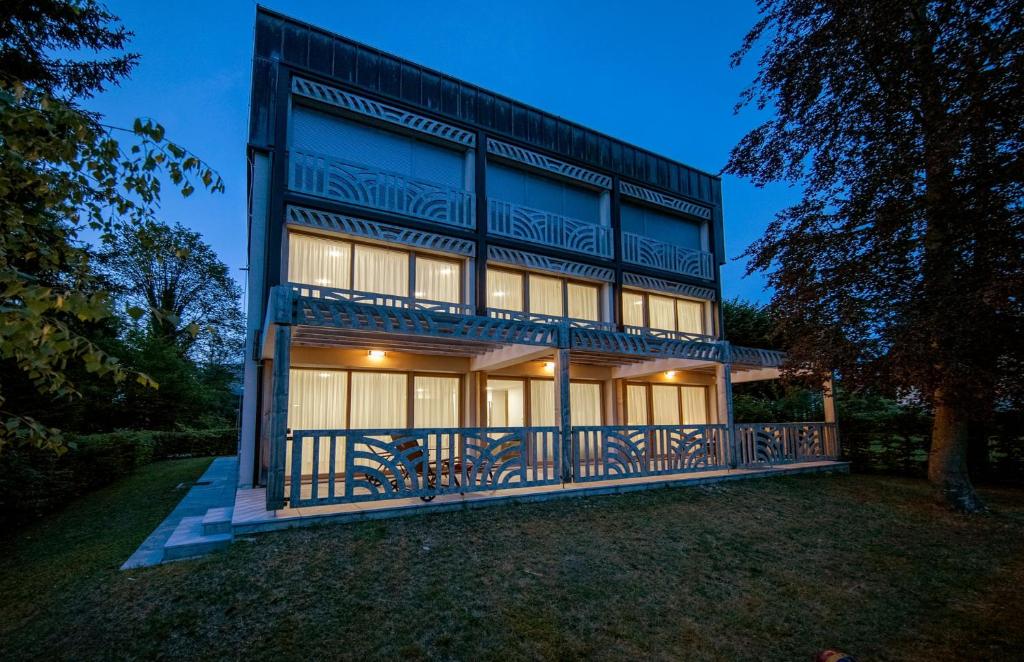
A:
233 460 848 534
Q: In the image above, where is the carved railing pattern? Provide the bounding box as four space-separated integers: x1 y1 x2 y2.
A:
732 423 839 467
287 205 475 256
570 327 724 362
624 325 715 343
487 308 616 331
619 181 712 220
487 199 613 258
287 427 560 506
290 151 475 229
487 246 613 282
486 138 612 189
572 425 730 482
289 283 473 316
622 232 714 280
730 345 786 367
622 272 716 302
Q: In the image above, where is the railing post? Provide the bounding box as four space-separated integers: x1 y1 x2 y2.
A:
266 322 292 511
554 325 573 483
823 373 839 458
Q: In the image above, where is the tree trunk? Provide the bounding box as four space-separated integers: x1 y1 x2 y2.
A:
928 394 985 512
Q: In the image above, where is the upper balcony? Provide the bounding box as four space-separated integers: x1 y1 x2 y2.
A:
622 233 714 280
486 199 613 258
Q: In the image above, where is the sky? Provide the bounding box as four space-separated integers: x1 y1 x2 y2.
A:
90 0 800 305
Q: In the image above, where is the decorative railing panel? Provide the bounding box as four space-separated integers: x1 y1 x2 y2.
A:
290 283 472 316
287 427 560 507
622 232 714 280
572 425 730 482
730 345 786 367
289 151 475 229
487 307 616 332
624 325 715 343
487 199 613 258
732 422 839 466
570 327 724 362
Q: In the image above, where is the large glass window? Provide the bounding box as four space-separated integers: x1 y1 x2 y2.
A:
350 372 407 429
486 378 602 427
629 383 709 426
622 289 707 336
486 379 525 427
288 232 462 306
487 161 600 222
487 267 600 322
413 376 460 428
286 369 348 478
621 202 704 251
291 106 465 188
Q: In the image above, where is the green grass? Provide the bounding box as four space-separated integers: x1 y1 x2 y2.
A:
1 466 1022 661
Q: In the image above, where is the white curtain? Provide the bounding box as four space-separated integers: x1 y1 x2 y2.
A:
680 386 708 425
676 300 705 335
529 274 563 317
349 372 407 428
353 244 408 297
622 291 644 327
415 257 460 304
528 379 555 427
567 283 598 321
626 384 649 426
286 369 348 477
652 384 681 425
487 379 525 427
288 233 351 290
487 269 523 311
413 376 460 428
649 295 676 332
570 382 602 426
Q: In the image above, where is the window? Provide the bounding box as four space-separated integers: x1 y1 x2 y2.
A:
486 378 603 428
413 376 460 428
286 369 348 478
487 161 600 222
349 372 407 429
622 289 707 336
487 267 600 322
621 202 704 251
288 232 462 306
291 106 465 188
627 383 709 426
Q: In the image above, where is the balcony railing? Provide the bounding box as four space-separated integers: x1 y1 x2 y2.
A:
278 422 839 508
624 325 716 343
487 199 613 258
622 232 714 280
487 307 617 331
289 150 475 229
289 283 472 316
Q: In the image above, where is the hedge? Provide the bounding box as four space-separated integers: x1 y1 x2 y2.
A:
0 428 237 528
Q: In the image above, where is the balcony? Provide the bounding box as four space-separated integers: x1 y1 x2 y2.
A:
487 199 613 258
289 150 475 229
486 307 617 331
288 283 473 316
622 232 714 280
623 325 715 343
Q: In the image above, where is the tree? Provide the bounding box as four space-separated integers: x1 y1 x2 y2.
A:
0 1 224 452
99 221 245 365
726 1 1023 511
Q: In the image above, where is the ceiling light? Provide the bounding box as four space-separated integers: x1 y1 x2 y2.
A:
665 371 677 378
368 350 386 359
543 362 555 372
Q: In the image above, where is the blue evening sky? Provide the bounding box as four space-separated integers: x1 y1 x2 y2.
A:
90 0 798 306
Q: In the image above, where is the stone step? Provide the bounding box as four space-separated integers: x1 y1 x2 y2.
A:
202 506 234 536
162 516 232 562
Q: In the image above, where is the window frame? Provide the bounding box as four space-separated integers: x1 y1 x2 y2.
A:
623 381 711 427
486 265 602 323
484 375 605 427
621 288 708 337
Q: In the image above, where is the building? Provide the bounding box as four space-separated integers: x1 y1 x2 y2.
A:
237 7 842 522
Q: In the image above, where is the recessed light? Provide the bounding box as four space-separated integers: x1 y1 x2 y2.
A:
368 350 386 359
665 371 677 378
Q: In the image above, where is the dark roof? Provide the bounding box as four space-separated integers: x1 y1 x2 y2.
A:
250 6 721 210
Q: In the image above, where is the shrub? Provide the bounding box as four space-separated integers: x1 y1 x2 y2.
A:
152 428 237 460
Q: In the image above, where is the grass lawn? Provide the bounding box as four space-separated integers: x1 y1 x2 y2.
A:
1 464 1022 661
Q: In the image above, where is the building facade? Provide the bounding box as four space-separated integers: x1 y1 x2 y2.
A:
239 8 840 514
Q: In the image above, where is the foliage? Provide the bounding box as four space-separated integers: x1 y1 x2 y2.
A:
725 1 1024 509
0 428 236 527
0 1 224 452
722 298 778 350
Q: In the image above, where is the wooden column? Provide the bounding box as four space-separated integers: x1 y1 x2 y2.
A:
715 349 736 468
822 374 839 458
823 375 837 424
265 324 292 511
553 327 572 483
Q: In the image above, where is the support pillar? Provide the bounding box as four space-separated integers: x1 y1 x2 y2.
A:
716 359 736 468
553 329 572 483
822 374 839 457
265 324 292 511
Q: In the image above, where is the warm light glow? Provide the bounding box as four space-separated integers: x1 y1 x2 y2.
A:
368 350 386 359
315 278 331 285
633 300 643 305
543 361 555 372
665 371 677 378
414 290 426 297
328 249 343 257
439 267 452 276
493 291 505 298
319 372 332 379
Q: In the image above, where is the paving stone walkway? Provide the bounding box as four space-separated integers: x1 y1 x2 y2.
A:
121 456 238 570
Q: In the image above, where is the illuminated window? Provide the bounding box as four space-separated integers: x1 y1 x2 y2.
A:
623 289 706 336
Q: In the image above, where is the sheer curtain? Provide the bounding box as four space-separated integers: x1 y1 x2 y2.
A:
652 385 681 425
349 372 407 428
680 386 708 425
486 379 525 427
287 369 348 477
626 384 649 426
413 376 460 428
676 300 705 335
570 382 602 426
622 291 645 327
487 269 523 311
415 257 460 304
649 295 676 332
567 283 599 321
529 380 555 426
353 244 408 298
529 274 564 317
288 233 351 291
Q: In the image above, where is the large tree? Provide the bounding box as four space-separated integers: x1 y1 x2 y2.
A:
726 1 1023 510
0 1 223 452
